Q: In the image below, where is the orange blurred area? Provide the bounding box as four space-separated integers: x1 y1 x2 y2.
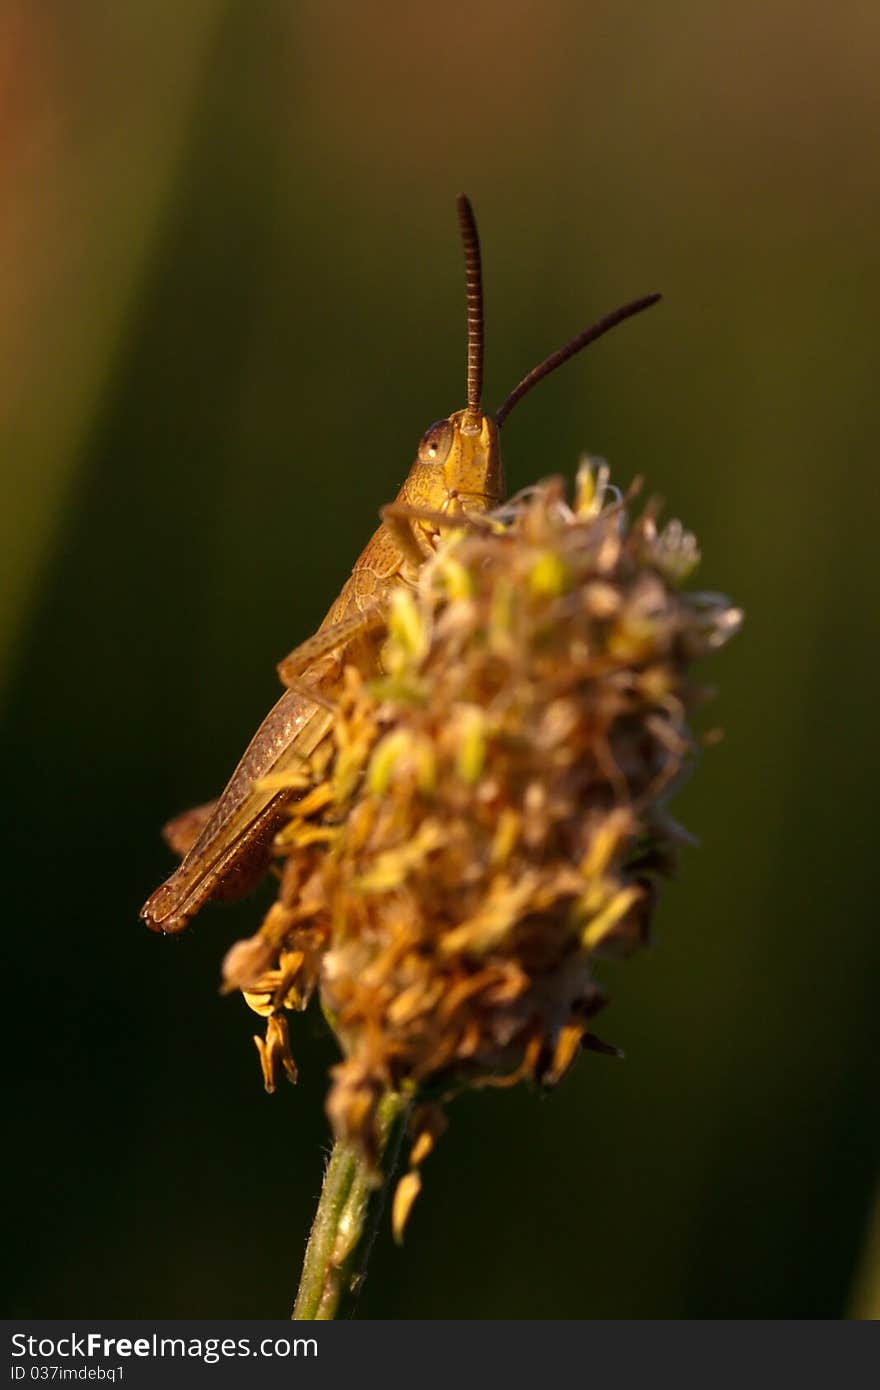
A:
2 0 878 1318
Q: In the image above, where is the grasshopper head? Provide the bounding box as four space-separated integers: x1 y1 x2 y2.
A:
402 408 504 516
397 197 504 521
397 194 659 530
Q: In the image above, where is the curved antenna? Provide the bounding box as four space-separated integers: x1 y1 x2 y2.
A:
456 194 484 424
495 293 661 429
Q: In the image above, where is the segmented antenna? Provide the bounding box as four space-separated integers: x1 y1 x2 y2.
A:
456 194 484 424
495 293 661 429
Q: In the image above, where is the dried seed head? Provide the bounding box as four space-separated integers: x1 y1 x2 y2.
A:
228 464 741 1204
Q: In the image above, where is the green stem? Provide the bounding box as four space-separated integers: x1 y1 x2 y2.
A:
292 1092 408 1320
849 1177 880 1319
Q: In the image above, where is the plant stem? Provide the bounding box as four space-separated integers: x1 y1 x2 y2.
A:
292 1091 408 1320
849 1177 880 1319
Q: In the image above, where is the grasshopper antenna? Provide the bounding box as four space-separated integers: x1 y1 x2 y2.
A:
495 292 662 429
456 194 484 426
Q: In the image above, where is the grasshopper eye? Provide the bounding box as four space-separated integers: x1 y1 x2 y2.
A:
418 419 454 465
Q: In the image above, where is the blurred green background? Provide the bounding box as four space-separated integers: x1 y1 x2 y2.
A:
3 0 879 1319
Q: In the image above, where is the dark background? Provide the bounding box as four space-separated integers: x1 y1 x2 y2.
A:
3 1 879 1318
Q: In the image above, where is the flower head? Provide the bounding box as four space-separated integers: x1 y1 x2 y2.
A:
224 463 741 1217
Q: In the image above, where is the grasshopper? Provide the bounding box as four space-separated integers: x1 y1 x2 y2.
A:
141 196 659 934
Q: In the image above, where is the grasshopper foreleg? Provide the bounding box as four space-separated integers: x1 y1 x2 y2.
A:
379 505 436 573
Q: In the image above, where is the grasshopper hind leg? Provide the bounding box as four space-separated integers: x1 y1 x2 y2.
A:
162 800 219 857
160 800 276 900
